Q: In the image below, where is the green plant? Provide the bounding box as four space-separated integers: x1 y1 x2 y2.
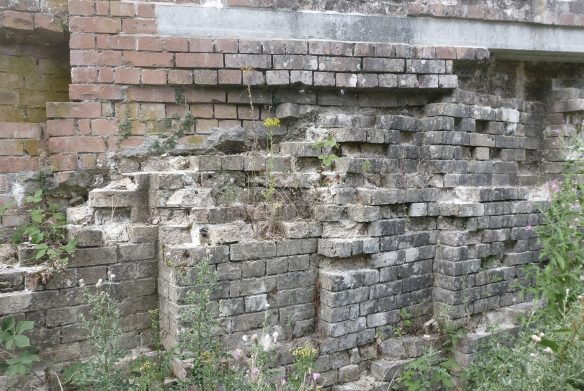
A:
361 159 371 172
313 135 339 168
288 343 321 390
64 277 125 390
117 104 133 142
394 349 456 391
175 257 236 390
0 317 39 376
128 309 169 391
463 299 584 390
150 111 195 155
8 190 77 285
529 123 584 313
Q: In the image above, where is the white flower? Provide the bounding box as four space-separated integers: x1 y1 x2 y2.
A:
543 347 553 354
261 334 272 351
531 334 542 343
205 248 211 254
423 334 431 340
539 332 545 337
96 278 103 288
529 353 537 357
78 279 85 288
272 332 279 343
242 335 248 342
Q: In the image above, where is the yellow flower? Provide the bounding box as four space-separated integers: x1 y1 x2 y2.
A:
200 350 215 364
263 118 281 128
292 343 318 359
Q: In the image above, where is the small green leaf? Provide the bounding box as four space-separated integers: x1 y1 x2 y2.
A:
15 320 34 334
13 335 30 348
2 317 15 332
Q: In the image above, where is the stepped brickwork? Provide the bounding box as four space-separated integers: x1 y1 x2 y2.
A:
0 0 583 389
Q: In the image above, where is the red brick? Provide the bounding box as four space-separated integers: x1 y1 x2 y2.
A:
0 122 41 139
122 18 156 34
0 140 23 155
189 39 214 52
79 153 98 169
214 39 238 53
47 119 76 136
218 69 242 85
218 120 241 130
184 89 226 103
189 104 214 119
67 0 95 16
70 50 122 66
70 84 123 101
34 13 64 33
95 1 110 16
2 11 34 30
110 35 135 50
237 106 260 120
135 3 155 18
164 37 189 52
115 67 141 84
456 47 476 60
195 119 218 134
137 37 163 52
214 104 238 119
436 46 457 59
194 70 218 85
124 52 173 67
176 53 223 68
91 119 117 135
78 119 91 135
70 33 95 49
0 157 39 173
126 87 176 103
50 154 77 171
46 102 102 119
71 67 98 83
168 70 193 85
164 104 185 119
69 16 121 34
141 69 167 85
49 136 106 153
98 67 115 83
95 34 110 49
110 2 135 17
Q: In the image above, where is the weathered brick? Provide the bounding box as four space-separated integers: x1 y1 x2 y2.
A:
175 53 224 68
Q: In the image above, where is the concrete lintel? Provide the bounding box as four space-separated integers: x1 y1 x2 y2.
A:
155 6 584 62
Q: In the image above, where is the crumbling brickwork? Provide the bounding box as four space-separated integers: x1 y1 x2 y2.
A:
0 0 583 389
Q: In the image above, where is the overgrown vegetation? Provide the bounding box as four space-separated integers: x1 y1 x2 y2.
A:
2 189 77 286
150 111 195 155
0 317 39 376
56 258 322 391
390 123 584 390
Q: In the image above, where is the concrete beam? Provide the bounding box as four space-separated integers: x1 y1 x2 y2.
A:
155 6 584 62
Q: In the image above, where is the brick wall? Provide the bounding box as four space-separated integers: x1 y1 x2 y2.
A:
0 0 583 389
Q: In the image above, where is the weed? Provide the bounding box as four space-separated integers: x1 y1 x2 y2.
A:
4 190 77 286
0 317 39 376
